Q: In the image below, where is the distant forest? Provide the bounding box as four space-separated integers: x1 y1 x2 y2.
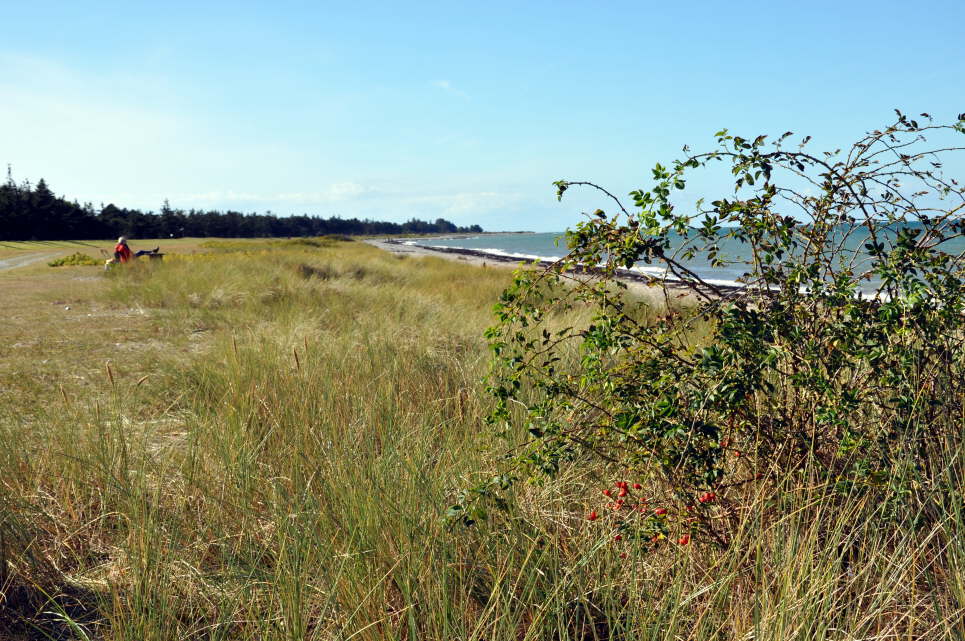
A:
0 174 483 241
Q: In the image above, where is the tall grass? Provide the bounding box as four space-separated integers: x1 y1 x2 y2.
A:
1 241 961 639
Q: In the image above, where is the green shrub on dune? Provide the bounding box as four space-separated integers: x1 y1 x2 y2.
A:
48 251 100 267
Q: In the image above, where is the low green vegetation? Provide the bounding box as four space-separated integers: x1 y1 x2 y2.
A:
481 114 965 637
2 234 961 639
48 252 101 267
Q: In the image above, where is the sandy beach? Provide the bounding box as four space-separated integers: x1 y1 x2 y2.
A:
365 237 741 304
365 237 537 268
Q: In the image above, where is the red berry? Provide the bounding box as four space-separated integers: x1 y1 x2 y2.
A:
733 450 742 458
698 492 716 504
632 483 642 490
678 534 691 545
614 534 622 542
619 552 629 559
588 511 599 521
654 507 667 515
617 487 628 497
612 500 624 511
603 489 612 497
615 481 628 489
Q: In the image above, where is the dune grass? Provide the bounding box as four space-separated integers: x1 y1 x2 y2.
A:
0 239 962 639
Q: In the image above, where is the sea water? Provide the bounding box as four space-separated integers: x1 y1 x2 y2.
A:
416 227 965 294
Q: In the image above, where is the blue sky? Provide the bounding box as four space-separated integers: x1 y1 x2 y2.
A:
2 1 963 231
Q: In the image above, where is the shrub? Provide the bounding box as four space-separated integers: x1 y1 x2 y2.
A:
48 252 100 267
479 112 965 545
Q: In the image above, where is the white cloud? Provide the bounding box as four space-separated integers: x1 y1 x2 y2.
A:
431 79 470 100
0 53 226 203
162 183 383 206
166 186 519 215
0 54 535 225
172 190 264 203
136 186 529 226
399 190 524 215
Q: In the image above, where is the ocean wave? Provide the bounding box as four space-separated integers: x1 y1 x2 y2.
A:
425 245 564 263
626 264 669 276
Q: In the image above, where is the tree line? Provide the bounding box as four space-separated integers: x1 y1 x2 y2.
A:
0 173 483 241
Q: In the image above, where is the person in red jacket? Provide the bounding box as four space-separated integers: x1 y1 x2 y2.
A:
114 236 133 263
113 237 160 264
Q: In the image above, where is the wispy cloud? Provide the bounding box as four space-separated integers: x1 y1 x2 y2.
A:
132 183 380 207
147 186 528 223
169 186 518 214
0 53 222 203
0 54 531 224
399 190 524 215
432 79 470 100
275 183 383 203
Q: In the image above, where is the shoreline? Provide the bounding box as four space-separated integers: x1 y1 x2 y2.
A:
367 238 905 305
365 238 746 302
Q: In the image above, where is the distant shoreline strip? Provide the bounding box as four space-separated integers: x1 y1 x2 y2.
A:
383 239 748 296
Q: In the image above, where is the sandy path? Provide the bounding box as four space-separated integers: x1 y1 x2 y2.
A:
0 252 59 272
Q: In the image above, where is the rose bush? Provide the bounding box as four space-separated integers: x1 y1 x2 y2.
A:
473 112 965 546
